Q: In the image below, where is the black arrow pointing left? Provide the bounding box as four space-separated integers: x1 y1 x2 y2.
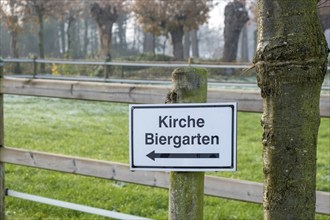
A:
146 150 219 161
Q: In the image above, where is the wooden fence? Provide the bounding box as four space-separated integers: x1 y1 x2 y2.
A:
0 59 329 217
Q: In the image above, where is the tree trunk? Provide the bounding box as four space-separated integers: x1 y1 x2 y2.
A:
67 15 80 59
223 0 249 62
59 20 66 56
318 0 330 31
143 32 155 54
99 23 113 58
10 29 21 73
253 0 328 219
117 14 127 50
239 25 249 62
74 19 81 58
170 25 184 60
83 18 89 57
191 29 199 58
90 22 98 58
67 16 74 58
36 7 45 73
183 32 190 60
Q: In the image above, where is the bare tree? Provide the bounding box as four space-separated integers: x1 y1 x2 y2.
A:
191 30 199 58
318 0 330 31
143 32 155 54
90 0 125 58
132 0 210 60
24 0 58 72
64 0 93 59
115 13 128 51
0 0 24 72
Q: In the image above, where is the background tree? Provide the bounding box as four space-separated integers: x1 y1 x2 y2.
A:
113 13 128 51
24 0 58 72
223 0 249 62
253 0 328 219
184 30 200 59
191 29 199 58
0 0 24 73
57 0 85 58
90 0 125 58
82 0 90 57
143 32 155 54
183 32 191 59
66 9 79 58
132 0 210 60
318 0 330 31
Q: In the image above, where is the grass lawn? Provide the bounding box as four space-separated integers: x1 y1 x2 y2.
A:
3 95 330 219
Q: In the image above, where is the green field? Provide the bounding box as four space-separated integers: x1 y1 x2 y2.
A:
3 95 330 219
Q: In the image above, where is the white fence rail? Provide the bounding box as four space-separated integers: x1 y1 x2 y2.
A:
7 190 150 220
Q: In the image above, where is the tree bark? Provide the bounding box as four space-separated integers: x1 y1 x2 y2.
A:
170 25 184 60
223 0 249 62
253 0 328 219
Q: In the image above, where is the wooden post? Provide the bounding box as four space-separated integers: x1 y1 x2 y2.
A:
33 55 38 78
0 58 5 219
167 67 208 220
104 54 111 80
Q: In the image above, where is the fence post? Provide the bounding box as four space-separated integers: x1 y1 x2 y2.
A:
33 55 38 78
0 58 5 219
167 67 208 220
104 54 111 80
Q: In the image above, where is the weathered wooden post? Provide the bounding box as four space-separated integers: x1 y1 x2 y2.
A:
104 54 112 80
32 55 38 78
0 58 5 219
167 67 208 220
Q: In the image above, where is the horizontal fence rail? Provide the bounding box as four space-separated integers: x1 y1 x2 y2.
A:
2 77 329 117
1 147 329 215
3 58 252 69
3 58 330 70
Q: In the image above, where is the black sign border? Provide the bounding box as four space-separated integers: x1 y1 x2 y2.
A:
130 104 237 171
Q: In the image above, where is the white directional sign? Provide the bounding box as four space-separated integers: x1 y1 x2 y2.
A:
129 103 237 171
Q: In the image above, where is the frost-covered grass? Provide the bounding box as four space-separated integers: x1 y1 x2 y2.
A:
3 95 330 219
